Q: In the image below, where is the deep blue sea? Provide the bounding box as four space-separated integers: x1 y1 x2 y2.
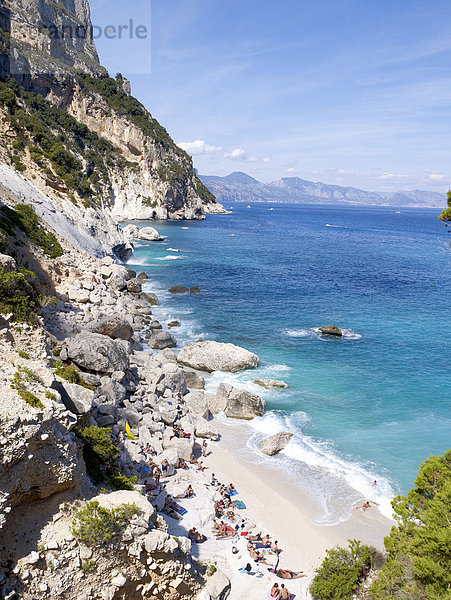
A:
124 203 451 524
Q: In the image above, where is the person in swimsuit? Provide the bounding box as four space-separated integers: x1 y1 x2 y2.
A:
276 569 305 580
270 582 280 598
279 583 290 599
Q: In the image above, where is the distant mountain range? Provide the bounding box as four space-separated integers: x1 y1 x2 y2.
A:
199 172 445 208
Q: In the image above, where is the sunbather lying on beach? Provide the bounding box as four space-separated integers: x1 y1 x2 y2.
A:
225 483 236 493
215 523 236 539
175 485 195 499
189 455 199 466
188 527 206 543
226 510 236 522
248 546 271 565
276 569 306 580
197 461 208 471
178 458 188 469
211 474 219 486
271 540 282 554
161 459 170 476
355 501 371 511
261 534 271 547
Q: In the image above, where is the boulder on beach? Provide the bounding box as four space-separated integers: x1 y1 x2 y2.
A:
138 226 164 241
168 286 189 294
177 340 259 373
254 378 288 389
319 325 343 336
260 432 293 456
216 383 265 419
62 332 129 373
141 292 159 306
148 330 176 350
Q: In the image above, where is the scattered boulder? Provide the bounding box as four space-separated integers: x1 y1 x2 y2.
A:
184 370 205 390
138 227 164 241
177 340 259 373
143 530 178 554
168 320 180 328
216 383 265 419
64 332 129 373
89 314 133 341
254 378 288 389
126 278 142 294
319 325 343 337
168 286 189 294
51 381 94 418
154 349 178 364
137 272 148 280
148 331 176 350
189 287 200 294
260 432 293 456
193 417 219 441
184 390 211 420
150 320 162 329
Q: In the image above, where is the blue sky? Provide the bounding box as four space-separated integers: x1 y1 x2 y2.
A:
90 0 451 192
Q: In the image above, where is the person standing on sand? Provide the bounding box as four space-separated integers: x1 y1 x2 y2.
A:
202 439 208 456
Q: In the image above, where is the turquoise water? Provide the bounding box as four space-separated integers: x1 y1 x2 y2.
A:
124 204 450 523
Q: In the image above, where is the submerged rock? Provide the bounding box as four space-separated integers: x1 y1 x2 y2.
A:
319 325 343 336
189 287 200 294
254 378 288 389
177 340 259 373
260 432 293 455
216 383 265 419
168 286 189 294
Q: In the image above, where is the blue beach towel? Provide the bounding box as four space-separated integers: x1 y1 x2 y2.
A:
173 502 187 515
228 490 238 496
233 500 246 510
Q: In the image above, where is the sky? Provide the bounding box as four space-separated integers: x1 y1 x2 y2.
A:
89 0 451 193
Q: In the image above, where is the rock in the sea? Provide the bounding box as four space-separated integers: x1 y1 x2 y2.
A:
137 271 148 280
64 333 129 373
138 227 164 241
189 287 200 294
122 224 139 239
184 370 205 390
141 292 159 305
168 320 180 328
260 432 293 456
254 378 288 389
89 314 133 341
319 325 343 336
148 331 177 350
168 286 189 294
177 340 259 373
216 383 265 419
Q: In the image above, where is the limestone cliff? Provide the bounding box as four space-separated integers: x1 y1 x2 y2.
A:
0 0 226 236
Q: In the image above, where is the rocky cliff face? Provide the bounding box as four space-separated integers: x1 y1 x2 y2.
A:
0 0 226 236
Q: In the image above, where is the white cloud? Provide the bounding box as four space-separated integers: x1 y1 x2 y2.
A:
378 172 409 180
177 139 222 155
224 148 271 163
286 167 297 173
428 172 445 181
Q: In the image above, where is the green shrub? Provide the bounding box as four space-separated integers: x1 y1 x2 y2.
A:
45 390 57 401
310 539 376 600
54 360 93 389
75 426 119 484
71 500 139 545
81 558 96 573
18 350 30 359
0 268 37 323
438 190 451 222
109 473 138 491
17 389 44 409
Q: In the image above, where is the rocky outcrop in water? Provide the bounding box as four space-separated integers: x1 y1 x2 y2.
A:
177 340 259 373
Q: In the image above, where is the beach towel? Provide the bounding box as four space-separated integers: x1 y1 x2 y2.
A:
228 490 238 496
240 531 249 536
238 567 252 574
261 548 276 556
173 502 187 515
233 500 246 510
141 465 153 473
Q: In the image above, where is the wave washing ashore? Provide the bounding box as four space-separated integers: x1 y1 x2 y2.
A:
125 203 451 532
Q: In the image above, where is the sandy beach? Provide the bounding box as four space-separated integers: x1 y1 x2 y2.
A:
161 412 393 600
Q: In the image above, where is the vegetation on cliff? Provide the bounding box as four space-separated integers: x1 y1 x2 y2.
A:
438 190 451 222
71 500 140 546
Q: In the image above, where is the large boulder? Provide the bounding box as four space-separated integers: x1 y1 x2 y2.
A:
193 417 219 441
122 224 139 239
89 314 133 341
254 378 288 389
205 570 231 600
138 227 164 241
63 333 129 374
143 530 178 554
148 331 177 350
184 390 211 420
177 340 259 373
108 264 131 291
161 363 187 395
0 253 16 273
51 381 94 417
319 325 343 337
184 370 205 390
126 278 142 294
216 383 265 419
260 432 293 456
90 490 156 527
141 292 159 306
